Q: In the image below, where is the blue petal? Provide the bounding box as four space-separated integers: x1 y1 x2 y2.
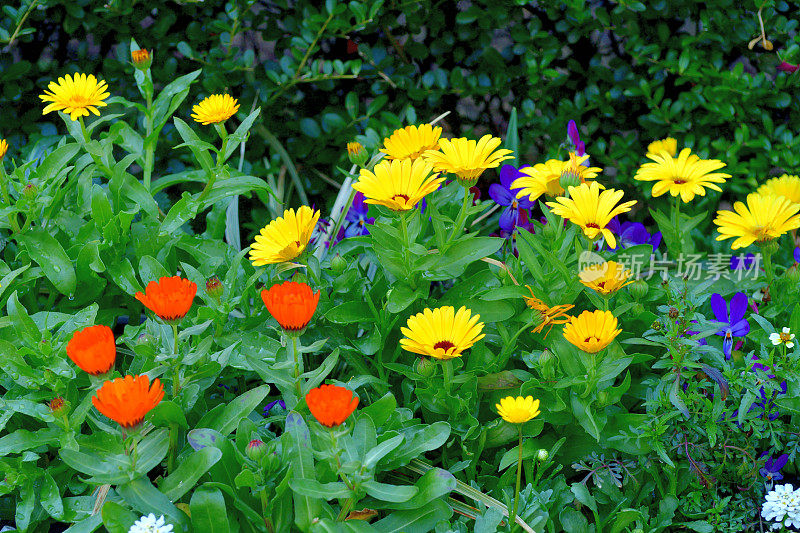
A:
710 293 729 323
489 183 513 206
499 207 518 232
728 292 748 323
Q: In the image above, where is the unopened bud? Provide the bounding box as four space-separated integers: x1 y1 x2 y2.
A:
668 307 679 319
330 254 347 274
559 170 581 191
131 49 152 70
628 279 648 300
246 439 269 462
538 349 555 380
787 264 800 284
49 397 67 414
23 183 37 200
536 449 549 462
415 357 435 378
651 320 662 331
347 142 368 167
206 276 223 302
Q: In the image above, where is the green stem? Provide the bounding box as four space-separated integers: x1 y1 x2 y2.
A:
442 359 453 396
292 335 302 399
399 210 411 270
78 117 114 179
196 124 228 206
0 165 21 232
763 249 774 287
672 197 682 251
172 324 181 394
143 86 154 192
167 422 178 474
446 186 472 247
510 426 523 528
328 187 357 254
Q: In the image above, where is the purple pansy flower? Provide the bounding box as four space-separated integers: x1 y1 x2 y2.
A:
263 399 286 417
606 217 662 251
489 165 534 232
338 192 374 240
760 453 789 482
709 292 750 359
730 253 756 271
794 247 800 264
567 120 586 157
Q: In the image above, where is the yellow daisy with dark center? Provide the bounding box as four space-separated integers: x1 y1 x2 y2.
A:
714 193 800 250
634 148 730 203
562 310 621 354
380 124 442 161
545 181 636 248
400 306 485 360
191 94 240 125
578 261 633 295
423 134 513 187
39 73 110 121
249 206 321 266
513 153 602 202
352 158 444 211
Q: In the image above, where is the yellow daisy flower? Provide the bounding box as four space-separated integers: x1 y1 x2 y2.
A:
563 310 621 354
0 139 7 161
757 174 800 205
634 148 730 203
496 396 541 424
545 182 636 248
646 137 678 157
249 206 320 266
39 73 110 121
400 306 485 360
380 124 442 161
423 134 514 186
512 153 602 202
352 158 444 211
579 261 633 295
523 286 574 337
714 193 800 250
191 94 240 125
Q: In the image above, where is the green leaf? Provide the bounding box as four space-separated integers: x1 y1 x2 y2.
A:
134 428 170 476
173 117 216 176
610 508 643 533
223 107 261 161
570 482 597 513
325 301 374 324
18 228 77 295
505 107 518 168
386 281 428 314
363 479 418 502
363 434 404 469
117 477 189 532
40 472 64 520
374 468 456 510
288 478 352 499
373 499 452 532
284 412 322 530
147 400 189 429
6 291 41 346
32 143 80 182
101 501 138 533
160 447 223 501
195 384 268 436
382 421 450 470
190 486 230 533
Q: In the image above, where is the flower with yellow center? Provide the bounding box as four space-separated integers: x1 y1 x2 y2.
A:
39 73 110 121
523 286 574 337
579 261 633 295
352 158 444 211
423 134 514 186
757 174 800 205
634 148 730 203
380 124 442 161
512 152 602 202
496 396 541 424
400 306 485 360
714 193 800 250
646 137 678 157
191 94 240 125
545 182 636 248
0 139 7 161
563 310 621 353
249 206 321 266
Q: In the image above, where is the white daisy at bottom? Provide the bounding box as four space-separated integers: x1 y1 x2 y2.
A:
762 484 800 531
128 513 174 533
770 327 796 349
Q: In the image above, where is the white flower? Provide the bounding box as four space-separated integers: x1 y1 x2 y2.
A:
770 327 796 348
762 484 800 531
128 514 174 533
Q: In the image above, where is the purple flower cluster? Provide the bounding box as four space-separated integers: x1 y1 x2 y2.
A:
337 192 374 240
489 165 534 232
567 120 586 157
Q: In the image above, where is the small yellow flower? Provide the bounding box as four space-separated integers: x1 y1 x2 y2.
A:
39 73 110 121
757 174 800 205
496 396 541 424
563 310 621 353
634 148 730 203
352 158 444 211
579 261 633 295
400 306 485 360
249 206 320 266
0 139 7 161
423 134 513 186
523 286 574 337
380 124 442 161
646 137 678 157
545 181 636 248
191 94 240 125
714 193 800 250
512 153 602 202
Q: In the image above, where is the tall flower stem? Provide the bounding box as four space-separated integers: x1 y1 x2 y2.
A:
446 186 472 248
510 426 523 527
328 186 357 253
672 197 683 251
172 324 181 394
762 248 775 287
197 124 228 205
329 428 356 521
167 422 178 474
442 359 453 396
143 88 155 192
291 335 302 399
398 210 412 274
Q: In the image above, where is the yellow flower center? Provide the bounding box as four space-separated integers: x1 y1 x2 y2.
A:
68 94 92 108
780 332 792 342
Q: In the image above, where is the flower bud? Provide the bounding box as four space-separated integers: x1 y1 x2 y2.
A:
246 439 269 462
538 349 556 380
536 449 549 462
627 279 648 300
415 357 435 378
787 264 800 284
49 397 67 414
668 307 679 319
206 276 223 302
330 254 347 274
559 169 581 191
347 142 368 167
131 49 152 70
759 239 779 256
23 183 37 200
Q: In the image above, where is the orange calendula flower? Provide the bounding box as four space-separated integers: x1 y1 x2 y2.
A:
305 384 359 427
523 287 574 337
135 276 198 322
92 375 164 429
66 324 116 375
260 281 320 332
39 73 110 121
